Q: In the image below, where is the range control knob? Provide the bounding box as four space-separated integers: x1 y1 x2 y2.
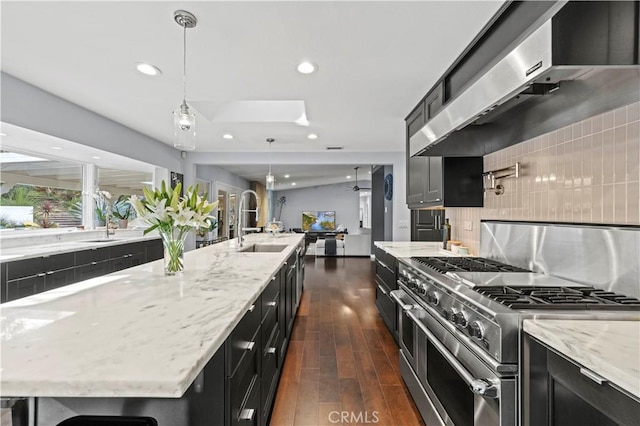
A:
426 291 440 306
453 311 468 327
418 282 427 295
445 308 456 322
468 321 485 340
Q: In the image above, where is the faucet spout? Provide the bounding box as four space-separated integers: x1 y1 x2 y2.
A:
237 189 260 247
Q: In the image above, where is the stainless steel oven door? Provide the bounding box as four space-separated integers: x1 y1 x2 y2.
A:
407 307 517 426
390 289 417 368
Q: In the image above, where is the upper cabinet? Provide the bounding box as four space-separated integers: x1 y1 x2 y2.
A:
405 154 483 209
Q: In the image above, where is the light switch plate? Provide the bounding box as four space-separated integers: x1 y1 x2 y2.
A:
464 221 473 231
399 220 409 229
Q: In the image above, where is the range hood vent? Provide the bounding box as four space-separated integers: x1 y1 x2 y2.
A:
409 1 640 157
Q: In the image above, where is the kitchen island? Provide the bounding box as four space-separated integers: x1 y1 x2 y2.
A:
522 319 640 426
1 233 305 425
374 240 458 258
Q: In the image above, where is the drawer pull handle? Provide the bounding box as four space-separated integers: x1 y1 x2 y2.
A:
271 276 277 281
46 271 54 275
267 347 277 355
377 284 388 295
267 301 277 307
579 368 608 385
91 262 98 266
247 304 255 313
239 408 255 422
37 273 46 277
244 341 255 352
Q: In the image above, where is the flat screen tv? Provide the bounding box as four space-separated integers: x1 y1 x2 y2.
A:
302 211 336 232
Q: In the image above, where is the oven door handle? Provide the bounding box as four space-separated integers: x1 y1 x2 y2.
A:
407 310 500 399
390 290 415 311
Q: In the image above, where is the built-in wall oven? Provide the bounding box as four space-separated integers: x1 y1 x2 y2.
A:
392 286 516 426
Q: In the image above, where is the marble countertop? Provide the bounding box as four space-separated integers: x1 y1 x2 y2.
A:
523 319 640 399
374 241 457 258
0 233 304 398
0 230 160 262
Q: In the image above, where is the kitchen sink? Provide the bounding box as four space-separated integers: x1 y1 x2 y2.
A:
238 244 288 253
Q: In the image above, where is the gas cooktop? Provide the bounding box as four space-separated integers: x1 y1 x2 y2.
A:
411 256 531 273
476 286 640 310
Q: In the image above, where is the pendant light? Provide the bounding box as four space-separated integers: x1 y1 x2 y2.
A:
173 10 197 151
266 138 275 190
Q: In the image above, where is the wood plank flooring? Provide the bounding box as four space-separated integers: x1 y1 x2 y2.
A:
271 257 425 426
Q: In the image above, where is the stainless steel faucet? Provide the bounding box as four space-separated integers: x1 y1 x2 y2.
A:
237 189 259 247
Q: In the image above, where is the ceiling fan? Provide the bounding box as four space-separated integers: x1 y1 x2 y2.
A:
351 167 371 191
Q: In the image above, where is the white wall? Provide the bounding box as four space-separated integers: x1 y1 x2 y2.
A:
276 183 361 234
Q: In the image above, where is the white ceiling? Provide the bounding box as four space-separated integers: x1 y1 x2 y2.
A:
1 1 504 186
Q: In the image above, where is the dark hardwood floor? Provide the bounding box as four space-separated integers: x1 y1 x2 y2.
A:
271 256 425 426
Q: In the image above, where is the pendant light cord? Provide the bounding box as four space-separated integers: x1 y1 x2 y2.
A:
182 23 187 104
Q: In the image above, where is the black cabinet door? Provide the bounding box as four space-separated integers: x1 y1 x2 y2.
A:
426 156 443 203
406 103 426 138
411 210 444 242
407 156 429 205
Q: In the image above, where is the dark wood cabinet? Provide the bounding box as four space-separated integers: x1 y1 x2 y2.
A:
1 239 162 303
406 154 483 209
374 247 398 342
406 103 426 138
411 209 444 242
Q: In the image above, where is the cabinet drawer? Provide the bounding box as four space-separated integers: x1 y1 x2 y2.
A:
44 267 76 291
375 259 396 290
7 258 45 280
261 277 279 322
229 345 260 426
42 253 75 272
110 242 145 258
227 302 261 376
145 240 163 262
75 260 110 282
261 328 280 423
261 298 279 350
75 247 110 266
7 275 46 302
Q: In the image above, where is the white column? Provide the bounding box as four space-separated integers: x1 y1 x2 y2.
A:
83 164 96 229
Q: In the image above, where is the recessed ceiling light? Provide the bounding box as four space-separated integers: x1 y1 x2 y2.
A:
284 174 290 178
0 132 6 137
346 175 351 179
368 170 371 174
136 62 162 76
297 61 317 74
291 182 297 186
307 133 318 140
51 146 62 150
91 156 101 160
223 134 234 140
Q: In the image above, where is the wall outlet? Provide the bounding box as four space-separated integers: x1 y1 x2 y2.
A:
399 220 409 229
463 221 473 231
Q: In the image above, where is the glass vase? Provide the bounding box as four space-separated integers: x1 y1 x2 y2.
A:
160 229 187 275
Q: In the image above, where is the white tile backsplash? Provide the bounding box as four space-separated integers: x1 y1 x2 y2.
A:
448 101 640 255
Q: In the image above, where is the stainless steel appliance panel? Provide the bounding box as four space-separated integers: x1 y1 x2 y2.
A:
480 221 640 299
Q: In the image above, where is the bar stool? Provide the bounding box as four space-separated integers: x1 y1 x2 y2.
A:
56 415 158 426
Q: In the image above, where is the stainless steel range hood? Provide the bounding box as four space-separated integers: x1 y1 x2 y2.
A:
410 1 640 157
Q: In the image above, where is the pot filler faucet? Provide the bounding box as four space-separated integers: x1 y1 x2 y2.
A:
237 189 259 248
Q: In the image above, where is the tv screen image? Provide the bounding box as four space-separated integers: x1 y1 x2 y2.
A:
302 211 336 232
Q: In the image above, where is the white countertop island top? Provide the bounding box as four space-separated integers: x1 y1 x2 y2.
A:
0 233 304 398
374 241 456 258
523 319 640 399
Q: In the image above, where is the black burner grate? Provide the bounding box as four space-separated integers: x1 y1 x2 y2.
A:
476 286 640 310
411 256 531 273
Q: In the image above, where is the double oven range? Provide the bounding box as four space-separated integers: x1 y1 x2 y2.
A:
391 256 640 426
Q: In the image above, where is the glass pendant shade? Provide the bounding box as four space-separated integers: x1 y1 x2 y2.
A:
266 172 275 190
173 102 196 151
